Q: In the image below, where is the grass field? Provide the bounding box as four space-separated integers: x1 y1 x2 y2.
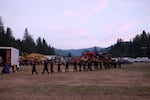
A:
0 63 150 100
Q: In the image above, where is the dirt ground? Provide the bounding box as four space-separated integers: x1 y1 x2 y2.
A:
0 63 150 100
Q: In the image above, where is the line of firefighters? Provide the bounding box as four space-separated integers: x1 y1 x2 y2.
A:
31 58 122 75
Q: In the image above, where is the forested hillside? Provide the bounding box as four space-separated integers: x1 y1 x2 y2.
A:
0 17 55 55
108 30 150 57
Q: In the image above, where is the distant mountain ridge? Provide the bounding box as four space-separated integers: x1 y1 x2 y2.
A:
55 47 106 56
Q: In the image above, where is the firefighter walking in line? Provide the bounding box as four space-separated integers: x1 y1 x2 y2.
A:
78 60 82 72
94 60 98 70
99 61 102 70
87 59 92 71
31 59 38 75
73 61 78 72
42 60 49 74
57 60 62 73
83 61 87 71
50 60 54 73
65 61 69 72
118 60 122 68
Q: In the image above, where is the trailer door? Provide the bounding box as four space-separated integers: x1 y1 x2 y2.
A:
0 49 6 65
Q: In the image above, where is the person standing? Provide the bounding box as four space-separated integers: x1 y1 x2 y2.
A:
42 60 49 74
31 60 38 75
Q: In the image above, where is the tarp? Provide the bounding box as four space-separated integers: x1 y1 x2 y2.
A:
1 64 10 73
26 53 46 61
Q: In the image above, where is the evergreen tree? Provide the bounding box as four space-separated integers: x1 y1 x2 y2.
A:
51 46 55 55
36 37 43 54
42 38 49 54
22 28 36 53
5 27 16 47
15 39 22 54
0 17 5 46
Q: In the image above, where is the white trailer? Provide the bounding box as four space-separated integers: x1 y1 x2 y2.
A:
0 47 19 68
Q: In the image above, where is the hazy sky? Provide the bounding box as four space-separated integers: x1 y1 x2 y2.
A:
0 0 150 49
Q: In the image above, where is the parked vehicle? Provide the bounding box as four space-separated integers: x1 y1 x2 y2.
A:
0 47 19 68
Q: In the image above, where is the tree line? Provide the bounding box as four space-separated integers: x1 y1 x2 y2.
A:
0 17 55 55
0 17 150 57
108 30 150 58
